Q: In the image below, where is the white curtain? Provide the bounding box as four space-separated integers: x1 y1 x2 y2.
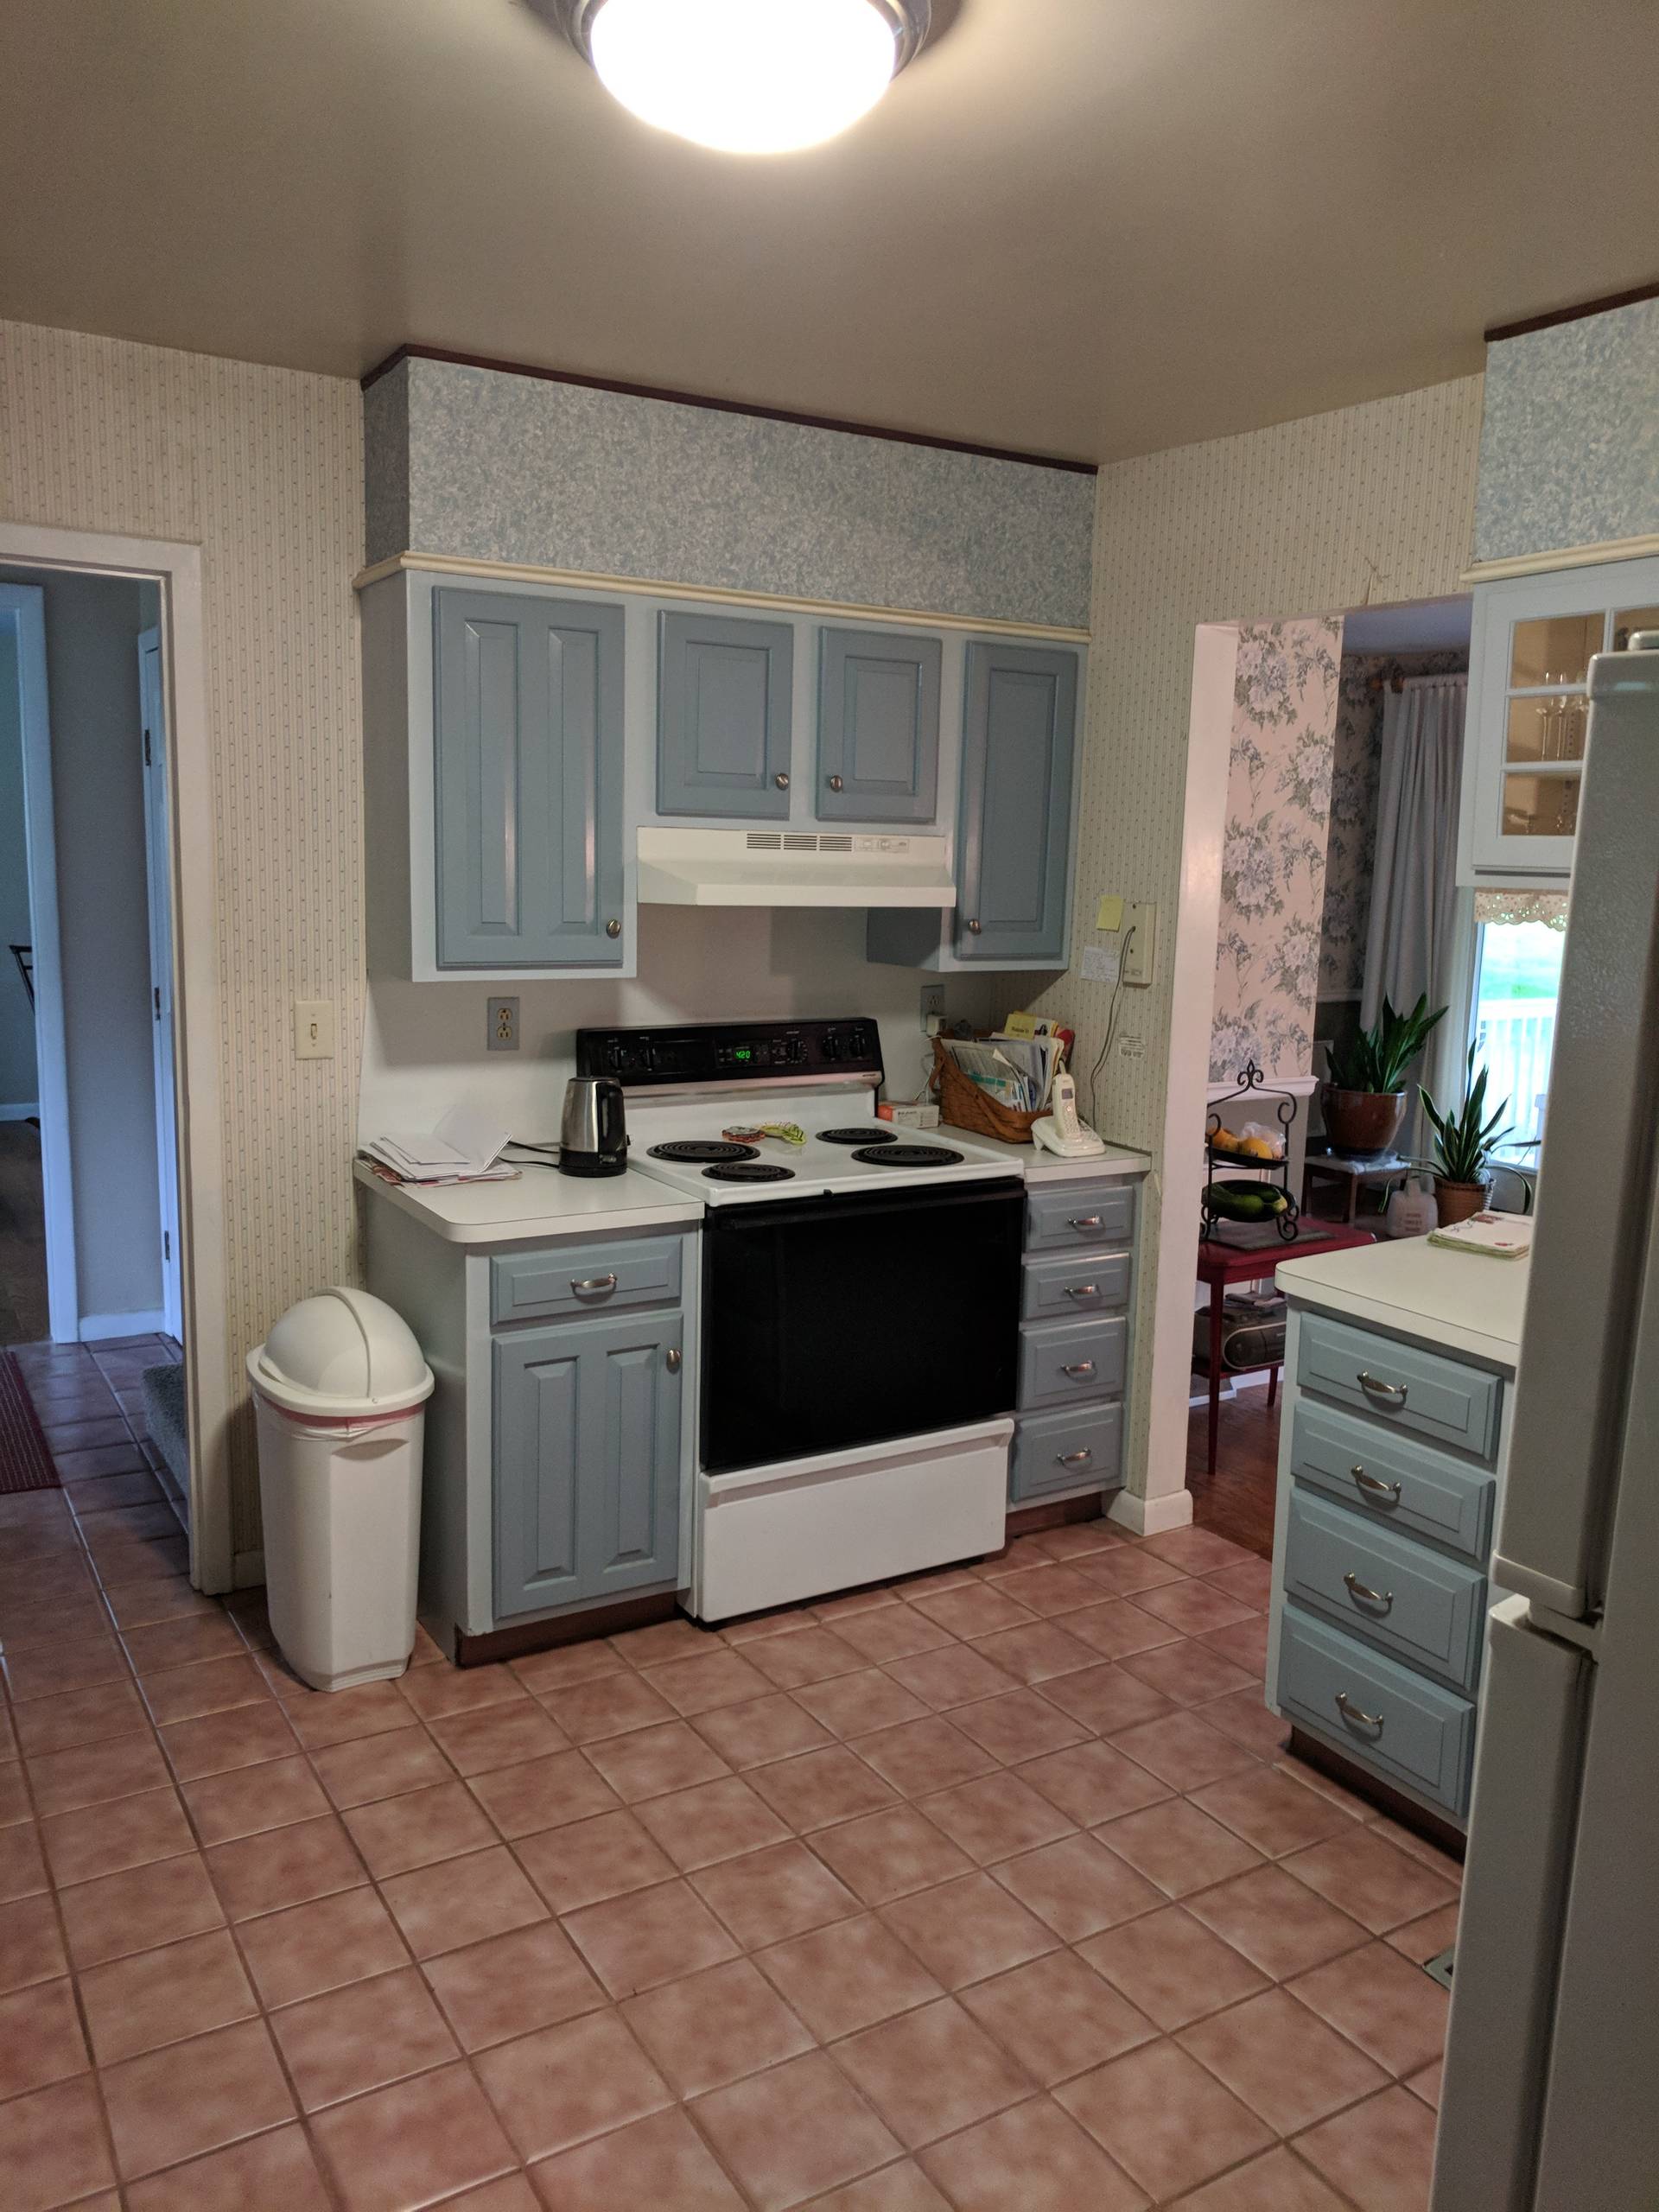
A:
1361 675 1468 1127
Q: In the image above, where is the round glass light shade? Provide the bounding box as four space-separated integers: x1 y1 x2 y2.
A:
587 0 899 154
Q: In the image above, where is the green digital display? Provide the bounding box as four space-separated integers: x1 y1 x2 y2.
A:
733 1046 753 1061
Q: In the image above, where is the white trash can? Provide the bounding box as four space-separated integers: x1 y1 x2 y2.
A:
247 1287 435 1693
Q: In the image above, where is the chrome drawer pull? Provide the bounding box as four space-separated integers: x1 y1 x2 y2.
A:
1335 1690 1383 1732
1065 1284 1099 1300
571 1273 618 1294
1357 1370 1408 1405
1062 1361 1096 1378
1343 1570 1394 1612
1069 1214 1103 1230
1351 1465 1402 1504
1056 1447 1094 1465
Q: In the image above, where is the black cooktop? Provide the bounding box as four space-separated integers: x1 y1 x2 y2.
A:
704 1161 796 1183
852 1144 963 1168
650 1140 759 1163
818 1127 896 1147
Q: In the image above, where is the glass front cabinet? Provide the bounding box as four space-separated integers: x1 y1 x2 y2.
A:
1460 555 1659 887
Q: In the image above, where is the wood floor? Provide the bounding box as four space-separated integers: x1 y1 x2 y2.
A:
0 1121 48 1345
1185 1377 1281 1561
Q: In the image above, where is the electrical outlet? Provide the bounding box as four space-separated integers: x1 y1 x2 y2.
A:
294 1001 334 1060
919 984 944 1030
487 996 520 1052
1123 902 1156 987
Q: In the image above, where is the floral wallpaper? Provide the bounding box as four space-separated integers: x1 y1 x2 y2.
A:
1211 618 1342 1083
1318 650 1470 1001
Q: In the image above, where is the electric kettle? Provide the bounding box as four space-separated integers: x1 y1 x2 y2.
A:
558 1076 628 1178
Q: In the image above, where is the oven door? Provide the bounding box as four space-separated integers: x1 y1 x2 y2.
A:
700 1178 1024 1475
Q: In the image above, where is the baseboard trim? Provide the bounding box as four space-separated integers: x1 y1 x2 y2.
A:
232 1548 265 1591
455 1588 680 1667
79 1310 168 1342
1109 1487 1195 1538
0 1103 40 1122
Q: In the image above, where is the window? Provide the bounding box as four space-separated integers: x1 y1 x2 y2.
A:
1467 895 1567 1160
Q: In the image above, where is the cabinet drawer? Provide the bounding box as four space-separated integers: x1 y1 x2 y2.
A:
491 1238 683 1327
1010 1402 1124 1503
1025 1180 1135 1255
1298 1312 1502 1460
1018 1317 1126 1412
1284 1486 1487 1692
1289 1400 1494 1563
1021 1250 1132 1322
1277 1604 1476 1818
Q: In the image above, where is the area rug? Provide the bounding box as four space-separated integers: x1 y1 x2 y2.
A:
141 1362 189 1498
0 1350 60 1493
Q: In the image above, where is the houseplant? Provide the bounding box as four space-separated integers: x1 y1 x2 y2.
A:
1320 993 1446 1155
1418 1045 1515 1225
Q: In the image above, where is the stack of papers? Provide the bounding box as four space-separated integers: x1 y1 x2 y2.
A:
1427 1211 1532 1261
942 1033 1065 1114
362 1105 517 1185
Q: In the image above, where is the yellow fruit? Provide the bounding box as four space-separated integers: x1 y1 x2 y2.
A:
1241 1135 1280 1160
1210 1128 1241 1153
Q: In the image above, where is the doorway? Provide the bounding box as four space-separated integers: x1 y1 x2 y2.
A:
0 520 230 1592
1161 596 1474 1557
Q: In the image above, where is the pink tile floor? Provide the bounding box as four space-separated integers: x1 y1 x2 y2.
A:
1 1336 1456 2210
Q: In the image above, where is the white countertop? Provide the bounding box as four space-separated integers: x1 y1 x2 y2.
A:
354 1160 703 1245
943 1128 1153 1182
1276 1236 1529 1371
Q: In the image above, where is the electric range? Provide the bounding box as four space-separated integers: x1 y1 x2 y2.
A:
575 1017 1025 1620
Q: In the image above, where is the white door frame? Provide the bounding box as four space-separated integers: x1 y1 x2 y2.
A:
137 626 183 1341
0 522 232 1596
0 582 78 1341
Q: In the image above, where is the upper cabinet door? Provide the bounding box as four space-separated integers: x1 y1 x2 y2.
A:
658 610 793 818
1462 556 1659 887
433 588 626 968
955 640 1079 965
816 627 942 823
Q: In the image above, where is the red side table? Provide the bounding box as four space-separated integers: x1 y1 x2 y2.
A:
1195 1223 1377 1476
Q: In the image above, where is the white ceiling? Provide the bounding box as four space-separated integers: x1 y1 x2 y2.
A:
1341 597 1473 655
3 0 1656 464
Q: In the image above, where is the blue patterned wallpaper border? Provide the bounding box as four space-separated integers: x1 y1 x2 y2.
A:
364 358 1095 631
1475 298 1659 563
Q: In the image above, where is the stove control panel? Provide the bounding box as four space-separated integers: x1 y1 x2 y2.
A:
577 1017 884 1090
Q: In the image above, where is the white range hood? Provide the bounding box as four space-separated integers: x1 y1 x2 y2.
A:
637 826 957 908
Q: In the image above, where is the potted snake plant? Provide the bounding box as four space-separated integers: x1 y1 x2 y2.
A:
1320 993 1446 1156
1418 1046 1516 1226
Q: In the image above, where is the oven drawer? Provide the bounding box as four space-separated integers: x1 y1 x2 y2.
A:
1276 1603 1476 1818
1010 1402 1124 1503
1024 1179 1136 1255
1284 1485 1488 1692
1018 1316 1127 1411
1021 1251 1132 1322
491 1237 683 1327
1289 1400 1495 1563
1298 1312 1502 1460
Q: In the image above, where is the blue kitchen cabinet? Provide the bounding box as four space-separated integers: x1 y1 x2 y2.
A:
955 640 1079 964
433 587 626 969
658 609 794 818
816 626 942 823
493 1311 683 1619
1008 1172 1140 1507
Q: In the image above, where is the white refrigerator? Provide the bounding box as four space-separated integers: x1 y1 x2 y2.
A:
1433 641 1659 2209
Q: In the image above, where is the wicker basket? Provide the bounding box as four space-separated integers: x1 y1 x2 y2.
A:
931 1037 1043 1145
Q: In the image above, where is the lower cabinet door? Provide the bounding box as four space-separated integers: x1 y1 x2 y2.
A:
493 1314 683 1620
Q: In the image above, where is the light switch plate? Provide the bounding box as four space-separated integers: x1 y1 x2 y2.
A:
295 1001 334 1060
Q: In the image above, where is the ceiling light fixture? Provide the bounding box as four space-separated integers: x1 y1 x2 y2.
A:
545 0 931 156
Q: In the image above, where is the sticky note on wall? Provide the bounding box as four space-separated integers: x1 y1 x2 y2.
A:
1096 893 1124 932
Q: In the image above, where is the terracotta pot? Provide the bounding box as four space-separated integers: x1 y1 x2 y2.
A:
1434 1177 1491 1227
1320 1087 1408 1157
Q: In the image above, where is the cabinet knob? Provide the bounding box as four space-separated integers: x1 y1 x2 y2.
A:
666 1348 682 1374
826 774 844 791
965 918 982 934
605 918 621 939
773 772 791 790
